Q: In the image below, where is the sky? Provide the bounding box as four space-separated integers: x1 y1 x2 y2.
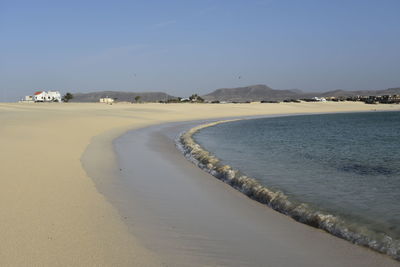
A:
1 0 400 101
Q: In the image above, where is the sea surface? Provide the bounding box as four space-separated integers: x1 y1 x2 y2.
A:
192 111 400 259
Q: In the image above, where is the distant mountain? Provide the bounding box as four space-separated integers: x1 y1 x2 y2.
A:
202 85 301 102
202 85 400 102
288 89 304 94
71 91 177 102
320 88 400 97
70 86 400 103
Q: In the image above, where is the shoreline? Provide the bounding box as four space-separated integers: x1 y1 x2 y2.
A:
89 113 399 266
1 102 399 265
178 112 400 261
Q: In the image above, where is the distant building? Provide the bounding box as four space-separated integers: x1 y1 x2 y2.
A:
24 95 34 102
312 97 327 102
20 91 61 103
19 95 34 103
99 97 114 104
33 91 62 102
46 91 62 102
33 91 47 102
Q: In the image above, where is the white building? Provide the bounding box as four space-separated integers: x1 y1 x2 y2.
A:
47 91 62 102
33 91 62 102
313 97 327 102
99 97 114 104
19 95 34 103
33 91 46 102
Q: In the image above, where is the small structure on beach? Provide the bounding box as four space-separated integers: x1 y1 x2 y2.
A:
33 91 62 102
312 97 327 102
99 97 114 104
20 95 34 103
33 91 47 102
21 91 62 102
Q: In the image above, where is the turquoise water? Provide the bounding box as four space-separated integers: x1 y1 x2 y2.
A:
193 111 400 259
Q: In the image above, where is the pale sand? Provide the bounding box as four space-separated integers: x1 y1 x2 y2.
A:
0 102 399 266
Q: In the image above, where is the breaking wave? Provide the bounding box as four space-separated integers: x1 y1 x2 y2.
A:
176 120 400 261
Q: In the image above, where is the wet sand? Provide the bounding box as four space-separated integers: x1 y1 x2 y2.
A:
87 119 400 266
1 102 399 266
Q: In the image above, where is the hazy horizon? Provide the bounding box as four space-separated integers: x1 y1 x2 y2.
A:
1 0 400 101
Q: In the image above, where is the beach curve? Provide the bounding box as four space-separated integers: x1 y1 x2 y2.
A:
1 102 399 266
178 115 400 261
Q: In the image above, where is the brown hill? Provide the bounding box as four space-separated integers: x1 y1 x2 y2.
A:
202 85 301 102
203 85 400 102
71 91 177 102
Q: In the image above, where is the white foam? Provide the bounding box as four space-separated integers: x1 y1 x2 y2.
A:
176 120 400 261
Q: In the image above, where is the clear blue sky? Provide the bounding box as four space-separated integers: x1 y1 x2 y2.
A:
1 0 399 101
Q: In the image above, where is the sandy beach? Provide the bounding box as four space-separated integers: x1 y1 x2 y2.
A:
1 102 399 266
